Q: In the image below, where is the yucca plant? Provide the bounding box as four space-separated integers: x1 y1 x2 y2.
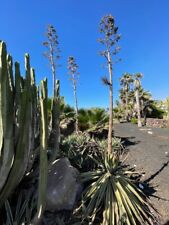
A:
80 153 158 225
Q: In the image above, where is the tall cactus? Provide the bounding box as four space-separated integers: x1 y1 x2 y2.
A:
14 61 22 143
49 79 60 162
33 79 48 224
0 43 14 191
0 54 32 205
0 46 48 205
0 41 60 223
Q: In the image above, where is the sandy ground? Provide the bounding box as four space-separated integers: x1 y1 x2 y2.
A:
114 123 169 225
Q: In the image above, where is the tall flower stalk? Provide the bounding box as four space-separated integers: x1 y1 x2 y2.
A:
98 15 121 155
67 56 79 134
43 24 60 96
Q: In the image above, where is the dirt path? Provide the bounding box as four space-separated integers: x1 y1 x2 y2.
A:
114 123 169 225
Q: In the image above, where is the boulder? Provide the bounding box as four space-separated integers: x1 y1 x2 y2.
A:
46 158 82 211
60 118 75 136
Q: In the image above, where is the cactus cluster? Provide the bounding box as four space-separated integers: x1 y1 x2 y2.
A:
0 41 59 219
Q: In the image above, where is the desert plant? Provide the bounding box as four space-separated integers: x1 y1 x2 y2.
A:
131 117 138 124
43 24 60 95
67 56 80 134
120 73 133 121
78 108 108 131
98 137 124 156
80 153 158 225
60 133 103 172
78 109 90 131
113 105 125 121
0 41 56 223
133 73 143 127
98 15 121 155
166 97 169 119
3 190 36 225
43 25 61 161
0 43 41 205
146 101 165 119
32 79 48 224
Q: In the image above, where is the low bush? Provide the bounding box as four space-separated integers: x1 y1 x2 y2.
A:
60 133 103 172
60 134 124 172
131 117 138 124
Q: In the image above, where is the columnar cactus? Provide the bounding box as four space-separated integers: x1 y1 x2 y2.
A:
0 43 14 192
0 41 58 216
33 79 48 223
49 79 60 162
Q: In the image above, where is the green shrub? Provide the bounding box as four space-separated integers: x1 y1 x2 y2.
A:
60 134 124 172
60 133 103 172
131 117 138 124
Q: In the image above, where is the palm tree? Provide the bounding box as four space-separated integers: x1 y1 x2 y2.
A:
78 108 108 131
139 89 152 124
120 73 133 121
133 73 143 127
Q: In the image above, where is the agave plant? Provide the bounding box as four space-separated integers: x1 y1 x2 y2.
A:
80 153 158 225
98 137 124 156
3 191 36 225
60 133 103 172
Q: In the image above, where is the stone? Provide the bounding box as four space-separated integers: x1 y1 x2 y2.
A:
60 118 75 136
146 118 168 128
46 158 82 211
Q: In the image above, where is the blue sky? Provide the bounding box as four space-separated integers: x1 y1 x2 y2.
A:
0 0 169 108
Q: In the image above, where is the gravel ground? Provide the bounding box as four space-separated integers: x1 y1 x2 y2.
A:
114 123 169 225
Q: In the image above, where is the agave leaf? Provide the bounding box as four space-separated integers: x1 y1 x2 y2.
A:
15 192 23 220
81 152 158 225
117 180 137 224
118 177 144 224
115 179 132 225
5 200 14 225
91 175 109 222
16 194 30 224
122 179 153 224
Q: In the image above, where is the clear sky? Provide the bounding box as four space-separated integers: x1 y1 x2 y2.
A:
0 0 169 108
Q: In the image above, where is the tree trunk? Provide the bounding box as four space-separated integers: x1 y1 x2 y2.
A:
52 61 56 96
73 79 79 134
49 43 56 97
143 113 147 126
135 89 142 127
125 90 128 121
107 51 113 155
